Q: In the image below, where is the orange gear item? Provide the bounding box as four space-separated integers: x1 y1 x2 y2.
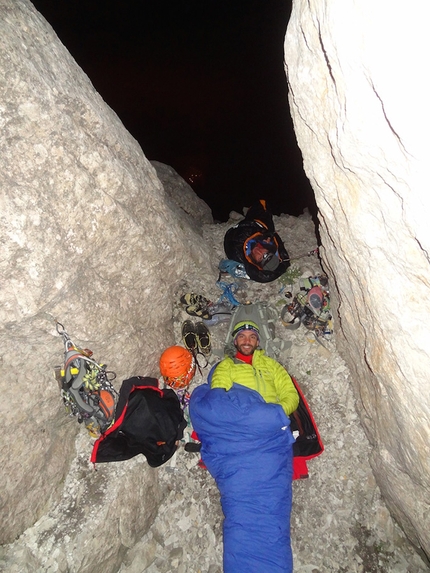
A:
98 389 116 420
159 346 196 390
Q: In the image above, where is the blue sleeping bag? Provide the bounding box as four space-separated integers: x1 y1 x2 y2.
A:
189 383 295 573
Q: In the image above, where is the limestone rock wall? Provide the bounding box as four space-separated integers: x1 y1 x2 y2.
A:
0 0 212 551
150 161 213 227
285 0 430 558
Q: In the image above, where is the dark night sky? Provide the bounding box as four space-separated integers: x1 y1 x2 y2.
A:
31 0 316 221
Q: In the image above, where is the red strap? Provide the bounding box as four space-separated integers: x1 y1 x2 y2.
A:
291 377 324 461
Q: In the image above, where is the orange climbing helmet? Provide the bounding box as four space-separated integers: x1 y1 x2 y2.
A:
159 345 196 390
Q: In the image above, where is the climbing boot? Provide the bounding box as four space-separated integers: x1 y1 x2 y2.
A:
181 320 198 353
180 293 212 320
195 322 212 357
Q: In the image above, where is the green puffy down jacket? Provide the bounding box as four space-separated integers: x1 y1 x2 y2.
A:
211 349 299 416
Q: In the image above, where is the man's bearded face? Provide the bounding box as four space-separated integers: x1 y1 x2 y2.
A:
234 330 259 355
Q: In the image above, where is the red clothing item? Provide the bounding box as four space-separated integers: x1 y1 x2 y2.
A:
235 351 253 364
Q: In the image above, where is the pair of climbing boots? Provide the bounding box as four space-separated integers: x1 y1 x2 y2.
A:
181 320 212 359
180 293 212 320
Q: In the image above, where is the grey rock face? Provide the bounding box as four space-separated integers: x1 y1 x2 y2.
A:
150 161 213 227
285 0 430 559
0 0 210 546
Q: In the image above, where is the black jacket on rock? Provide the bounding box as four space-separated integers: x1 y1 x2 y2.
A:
91 376 187 467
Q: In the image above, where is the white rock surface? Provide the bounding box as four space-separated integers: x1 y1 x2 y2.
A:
285 0 430 560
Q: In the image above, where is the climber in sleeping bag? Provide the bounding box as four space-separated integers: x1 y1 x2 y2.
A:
189 321 299 573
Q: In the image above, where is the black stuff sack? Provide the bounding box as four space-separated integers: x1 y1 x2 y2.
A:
91 376 187 468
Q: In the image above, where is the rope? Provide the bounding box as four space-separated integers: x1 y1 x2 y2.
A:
192 349 208 376
176 388 191 409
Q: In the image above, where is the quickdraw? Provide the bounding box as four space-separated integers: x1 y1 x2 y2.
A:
54 321 118 437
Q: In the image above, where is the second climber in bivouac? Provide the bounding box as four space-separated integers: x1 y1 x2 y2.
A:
223 199 290 283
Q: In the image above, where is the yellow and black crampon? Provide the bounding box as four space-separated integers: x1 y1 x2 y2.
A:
54 321 118 437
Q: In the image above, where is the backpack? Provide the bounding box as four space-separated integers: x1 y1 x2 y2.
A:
220 301 291 359
91 376 187 468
